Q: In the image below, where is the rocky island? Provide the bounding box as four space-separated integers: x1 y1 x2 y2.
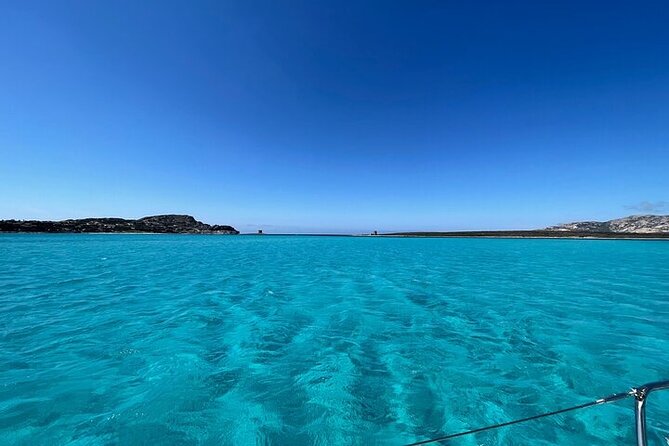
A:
0 215 239 234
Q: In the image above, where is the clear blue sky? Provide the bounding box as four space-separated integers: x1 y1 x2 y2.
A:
1 1 668 233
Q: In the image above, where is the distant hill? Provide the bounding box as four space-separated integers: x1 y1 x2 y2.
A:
0 215 239 234
546 215 669 233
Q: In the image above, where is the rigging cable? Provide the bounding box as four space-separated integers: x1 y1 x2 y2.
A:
404 389 633 446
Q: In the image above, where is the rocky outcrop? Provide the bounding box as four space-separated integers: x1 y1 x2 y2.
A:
545 221 609 232
0 214 239 234
546 215 669 233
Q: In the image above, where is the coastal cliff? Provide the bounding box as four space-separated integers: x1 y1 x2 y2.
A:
0 215 239 234
546 215 669 234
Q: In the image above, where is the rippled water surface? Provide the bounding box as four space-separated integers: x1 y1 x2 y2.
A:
1 234 668 445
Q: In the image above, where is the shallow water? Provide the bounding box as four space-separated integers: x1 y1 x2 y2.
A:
1 234 668 445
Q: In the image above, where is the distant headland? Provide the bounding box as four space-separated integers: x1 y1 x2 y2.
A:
387 215 669 239
0 215 239 234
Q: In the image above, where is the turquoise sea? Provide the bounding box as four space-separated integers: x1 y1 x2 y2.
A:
1 234 668 445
